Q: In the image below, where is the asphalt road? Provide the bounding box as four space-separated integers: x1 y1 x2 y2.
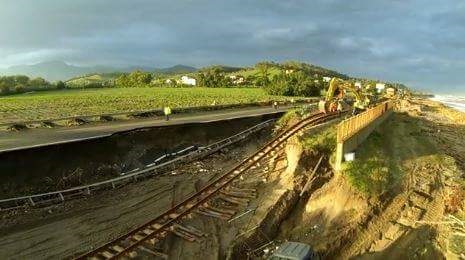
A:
0 105 298 153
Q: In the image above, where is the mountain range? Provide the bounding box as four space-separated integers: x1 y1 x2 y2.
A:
0 61 198 81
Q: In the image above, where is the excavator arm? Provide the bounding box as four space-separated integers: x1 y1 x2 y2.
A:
320 77 368 113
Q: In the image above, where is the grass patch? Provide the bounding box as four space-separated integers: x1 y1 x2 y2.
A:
0 87 303 123
300 125 337 155
450 211 465 255
275 104 317 132
275 109 301 130
343 131 401 196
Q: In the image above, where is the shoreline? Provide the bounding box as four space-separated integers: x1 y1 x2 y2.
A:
420 97 465 124
429 95 465 113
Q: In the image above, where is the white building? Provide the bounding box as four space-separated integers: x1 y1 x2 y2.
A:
323 76 331 82
285 69 295 74
165 79 173 84
354 82 362 89
229 75 245 84
181 76 196 86
375 83 386 93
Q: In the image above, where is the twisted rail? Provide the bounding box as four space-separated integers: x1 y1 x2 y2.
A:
76 111 340 259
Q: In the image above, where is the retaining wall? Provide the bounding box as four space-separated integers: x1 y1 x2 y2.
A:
335 101 394 171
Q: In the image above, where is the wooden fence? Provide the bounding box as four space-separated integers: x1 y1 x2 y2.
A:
337 101 394 143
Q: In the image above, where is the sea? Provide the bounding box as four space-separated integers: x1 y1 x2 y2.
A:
430 95 465 112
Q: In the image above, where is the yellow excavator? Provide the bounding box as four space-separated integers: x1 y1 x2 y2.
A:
319 78 370 114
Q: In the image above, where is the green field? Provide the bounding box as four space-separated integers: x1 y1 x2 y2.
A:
0 87 302 123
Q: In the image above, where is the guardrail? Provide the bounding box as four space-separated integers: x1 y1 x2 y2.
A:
0 99 317 128
337 101 394 143
0 119 276 210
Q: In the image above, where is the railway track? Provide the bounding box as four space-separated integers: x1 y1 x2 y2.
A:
76 111 340 259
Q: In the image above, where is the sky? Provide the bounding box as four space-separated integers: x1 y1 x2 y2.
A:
0 0 465 94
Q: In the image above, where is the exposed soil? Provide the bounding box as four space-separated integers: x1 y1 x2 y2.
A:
229 99 465 259
0 114 277 199
0 126 273 259
338 99 465 259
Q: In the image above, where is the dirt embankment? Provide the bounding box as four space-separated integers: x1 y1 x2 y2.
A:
0 127 273 259
231 100 465 259
337 99 465 259
228 120 348 258
0 114 278 199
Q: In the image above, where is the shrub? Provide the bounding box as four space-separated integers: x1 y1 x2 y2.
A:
56 81 66 89
301 126 337 154
0 84 10 95
342 131 396 196
15 84 26 93
345 157 389 195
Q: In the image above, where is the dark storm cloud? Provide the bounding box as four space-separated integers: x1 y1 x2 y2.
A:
1 0 465 93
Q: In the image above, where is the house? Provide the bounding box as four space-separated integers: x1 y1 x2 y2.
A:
181 76 196 86
323 76 331 82
285 69 295 74
386 87 396 97
165 79 173 84
354 82 362 89
375 83 386 93
229 75 245 84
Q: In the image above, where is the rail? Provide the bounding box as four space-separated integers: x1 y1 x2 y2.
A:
337 101 394 143
76 111 341 259
0 119 276 210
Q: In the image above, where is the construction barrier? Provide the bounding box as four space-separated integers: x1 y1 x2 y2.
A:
335 101 394 171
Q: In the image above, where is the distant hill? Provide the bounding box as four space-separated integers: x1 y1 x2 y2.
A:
228 61 348 80
154 64 198 74
0 61 197 81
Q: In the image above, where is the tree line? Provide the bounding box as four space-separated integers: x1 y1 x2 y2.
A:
0 75 68 95
2 61 406 99
104 61 338 97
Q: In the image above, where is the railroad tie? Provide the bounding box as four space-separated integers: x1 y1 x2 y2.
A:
202 204 236 216
173 223 207 237
220 190 256 199
138 246 168 259
218 194 249 206
199 206 234 219
169 226 197 242
132 234 145 241
228 187 256 193
111 245 125 253
100 251 115 258
196 207 231 220
142 228 154 235
128 251 138 258
172 225 205 241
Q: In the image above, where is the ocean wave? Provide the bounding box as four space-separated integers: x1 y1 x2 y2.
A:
431 95 465 112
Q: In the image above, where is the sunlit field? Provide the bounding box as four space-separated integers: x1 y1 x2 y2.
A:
0 87 301 123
